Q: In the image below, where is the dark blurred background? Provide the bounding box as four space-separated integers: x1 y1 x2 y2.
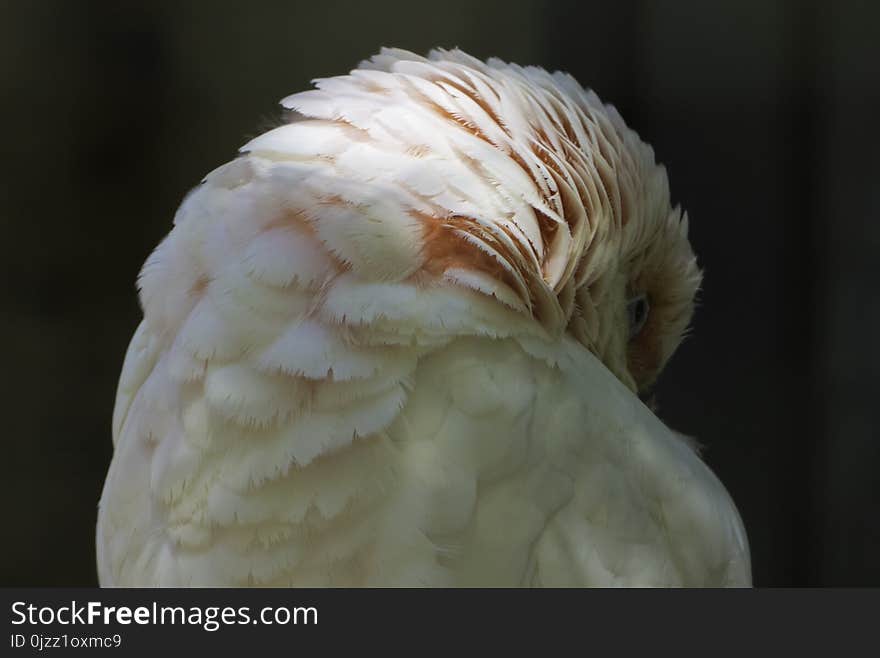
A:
1 0 877 586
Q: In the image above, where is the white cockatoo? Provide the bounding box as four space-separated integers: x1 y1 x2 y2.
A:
97 48 750 587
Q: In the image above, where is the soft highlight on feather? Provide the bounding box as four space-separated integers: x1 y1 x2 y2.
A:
276 47 699 379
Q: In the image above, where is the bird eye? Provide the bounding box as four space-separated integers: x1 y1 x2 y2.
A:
627 293 650 339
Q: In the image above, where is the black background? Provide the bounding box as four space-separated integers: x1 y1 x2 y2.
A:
1 0 878 586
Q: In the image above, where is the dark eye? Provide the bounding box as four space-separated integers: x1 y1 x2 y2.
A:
627 293 650 339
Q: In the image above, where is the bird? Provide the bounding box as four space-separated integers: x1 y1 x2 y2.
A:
96 47 751 587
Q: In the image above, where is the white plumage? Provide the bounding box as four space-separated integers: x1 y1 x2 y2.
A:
97 48 750 586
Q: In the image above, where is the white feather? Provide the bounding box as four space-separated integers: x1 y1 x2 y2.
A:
98 47 746 588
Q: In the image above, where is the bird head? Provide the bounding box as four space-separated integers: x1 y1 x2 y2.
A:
277 48 702 397
581 200 702 399
557 103 703 398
